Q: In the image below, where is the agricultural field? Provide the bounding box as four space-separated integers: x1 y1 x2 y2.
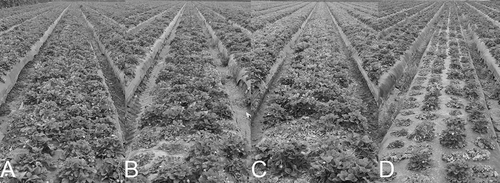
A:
0 1 500 183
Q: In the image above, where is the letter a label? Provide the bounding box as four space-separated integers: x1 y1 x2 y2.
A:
1 161 15 177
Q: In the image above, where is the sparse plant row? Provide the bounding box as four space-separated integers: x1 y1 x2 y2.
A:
84 1 166 29
378 1 427 18
375 2 443 86
127 5 248 182
80 4 181 85
0 2 54 19
379 3 500 182
249 2 309 32
378 6 448 181
442 5 500 182
0 5 67 81
0 4 56 33
0 6 125 182
376 2 435 32
200 1 250 32
251 2 304 18
392 2 449 95
253 5 378 182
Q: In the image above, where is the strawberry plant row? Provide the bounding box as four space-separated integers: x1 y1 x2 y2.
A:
251 2 306 19
377 2 434 32
467 3 500 27
457 3 500 81
126 2 181 34
378 1 427 18
247 2 315 111
249 2 309 32
468 1 500 27
81 4 184 101
376 2 444 99
201 1 250 32
85 2 163 29
379 3 500 182
478 1 500 12
196 4 251 88
0 5 68 106
0 4 56 34
122 4 184 104
378 7 449 181
465 3 500 69
337 2 377 31
352 2 378 12
251 1 296 12
253 4 378 182
195 2 251 38
0 2 53 20
340 2 378 17
127 4 248 182
124 2 177 32
196 2 253 147
0 6 124 182
326 2 379 102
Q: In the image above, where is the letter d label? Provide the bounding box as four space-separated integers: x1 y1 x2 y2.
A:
125 161 138 178
380 161 394 178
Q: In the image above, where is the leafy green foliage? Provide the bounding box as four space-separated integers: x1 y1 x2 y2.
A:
309 137 378 183
407 121 435 142
474 137 495 150
440 128 467 149
446 160 471 183
157 132 248 182
387 140 404 149
58 158 97 183
407 147 432 171
390 128 408 137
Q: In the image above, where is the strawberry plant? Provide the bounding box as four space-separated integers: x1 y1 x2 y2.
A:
446 160 471 183
416 112 438 120
267 142 310 178
387 140 405 149
394 118 413 127
449 110 462 116
407 121 435 142
390 128 408 137
440 128 467 149
466 148 490 161
474 137 495 150
400 110 416 116
407 146 432 171
444 83 463 96
445 99 464 109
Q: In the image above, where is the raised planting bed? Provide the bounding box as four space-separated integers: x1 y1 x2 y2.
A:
0 5 68 107
125 5 248 182
378 4 500 182
252 4 378 182
0 7 124 182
